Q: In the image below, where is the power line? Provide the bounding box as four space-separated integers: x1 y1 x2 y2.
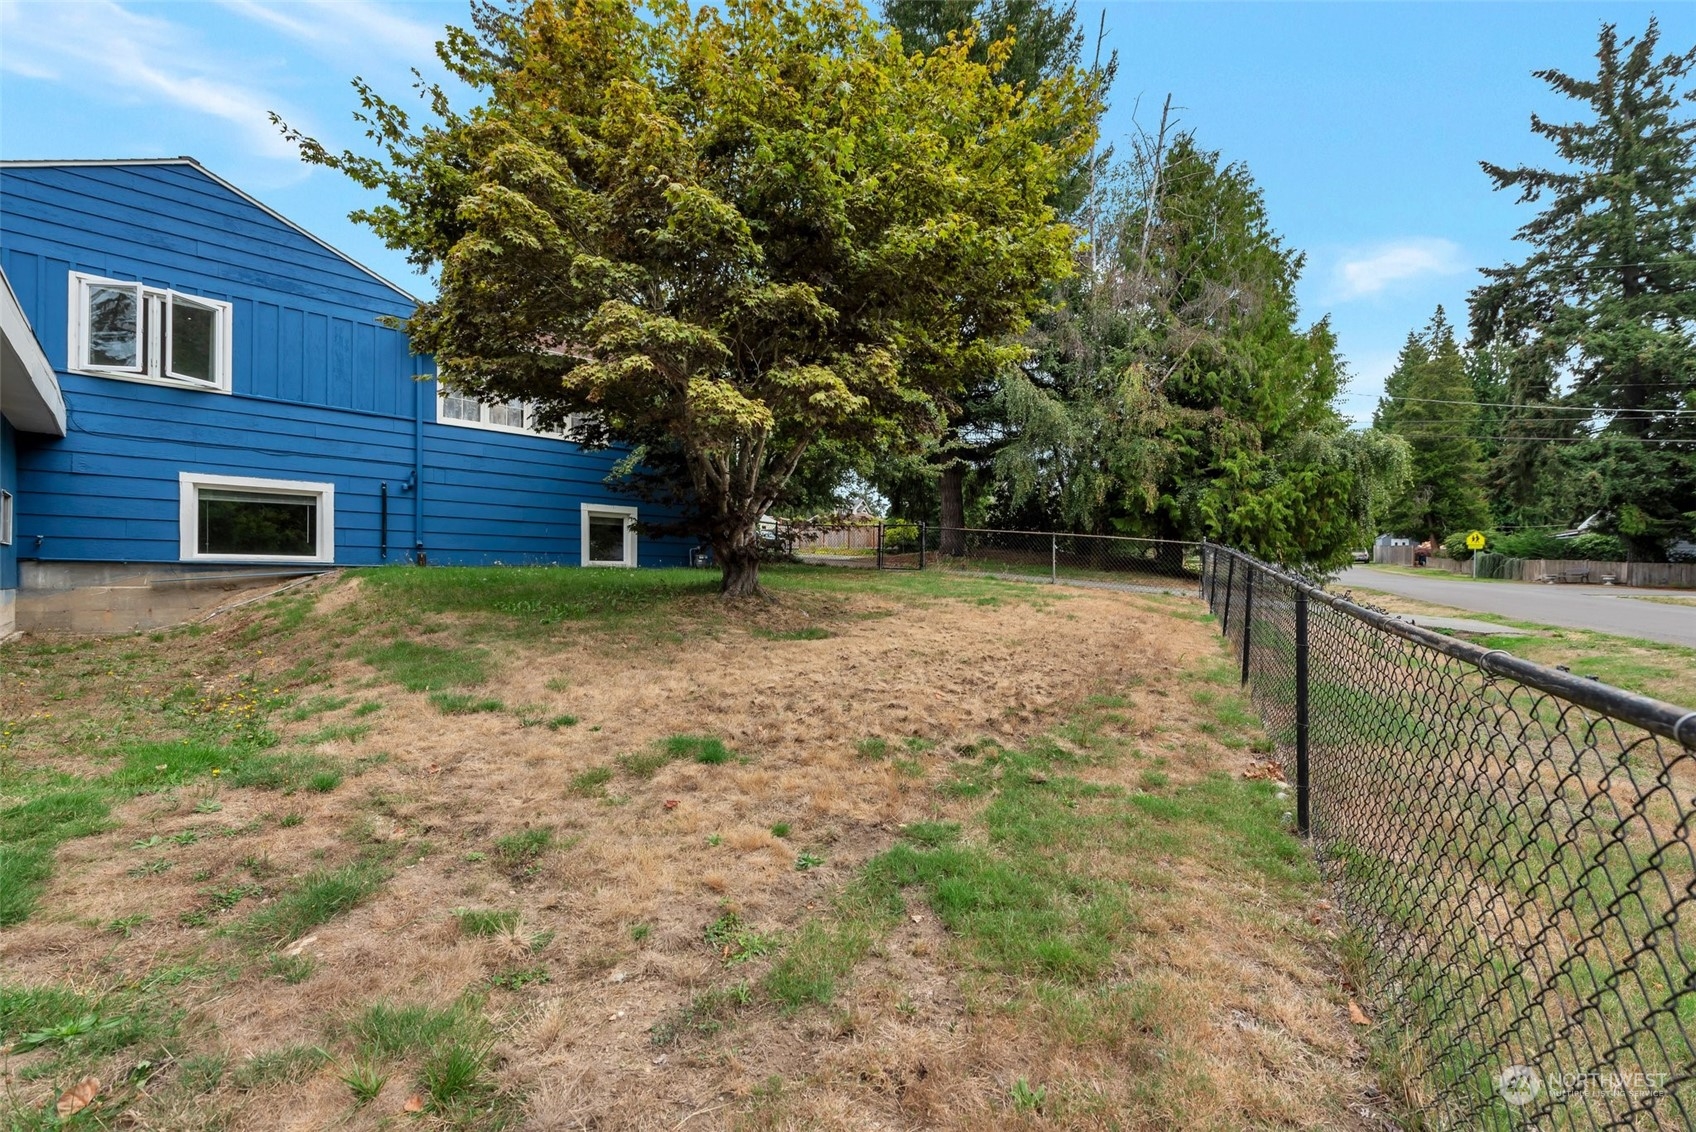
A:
1385 396 1696 415
1386 433 1696 446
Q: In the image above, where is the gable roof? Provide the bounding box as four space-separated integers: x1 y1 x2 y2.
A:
0 157 420 304
0 264 66 436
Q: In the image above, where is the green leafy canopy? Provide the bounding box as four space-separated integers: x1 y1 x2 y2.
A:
277 0 1101 593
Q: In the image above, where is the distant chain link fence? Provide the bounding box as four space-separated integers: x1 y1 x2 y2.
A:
784 521 1198 588
1201 542 1696 1128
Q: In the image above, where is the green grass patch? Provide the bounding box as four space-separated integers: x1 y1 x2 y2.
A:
751 626 832 641
650 983 752 1046
349 1001 469 1061
284 694 353 722
569 767 613 797
238 860 391 944
427 692 505 715
0 790 113 926
455 909 521 937
704 910 780 966
363 640 490 692
493 827 553 867
662 734 732 765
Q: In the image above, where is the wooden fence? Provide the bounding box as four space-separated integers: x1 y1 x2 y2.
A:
1375 551 1696 589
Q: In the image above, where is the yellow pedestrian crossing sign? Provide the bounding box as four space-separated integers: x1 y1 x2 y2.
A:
1466 531 1486 551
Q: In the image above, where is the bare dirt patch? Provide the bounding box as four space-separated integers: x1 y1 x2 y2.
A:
2 570 1381 1129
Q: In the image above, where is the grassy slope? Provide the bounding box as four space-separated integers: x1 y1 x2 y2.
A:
1 566 1364 1129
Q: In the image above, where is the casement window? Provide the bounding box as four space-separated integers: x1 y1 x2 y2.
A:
0 490 13 546
70 273 232 392
435 389 588 440
580 503 638 567
179 473 334 563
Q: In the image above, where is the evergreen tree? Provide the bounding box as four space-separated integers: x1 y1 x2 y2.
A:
1380 308 1491 543
1470 18 1696 558
993 136 1410 568
878 0 1109 549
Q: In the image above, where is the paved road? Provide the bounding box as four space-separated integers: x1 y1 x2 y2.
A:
1334 567 1696 648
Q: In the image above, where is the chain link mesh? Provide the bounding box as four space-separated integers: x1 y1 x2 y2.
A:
1202 544 1696 1128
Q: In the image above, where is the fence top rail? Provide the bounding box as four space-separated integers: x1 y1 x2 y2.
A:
1205 541 1696 750
935 527 1198 545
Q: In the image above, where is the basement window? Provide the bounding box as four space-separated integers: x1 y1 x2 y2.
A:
581 504 637 567
179 473 334 563
70 273 232 392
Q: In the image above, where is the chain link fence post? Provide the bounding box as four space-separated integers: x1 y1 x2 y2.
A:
919 522 926 571
1051 534 1058 584
1240 567 1255 686
876 522 884 571
1294 587 1310 836
1221 554 1236 634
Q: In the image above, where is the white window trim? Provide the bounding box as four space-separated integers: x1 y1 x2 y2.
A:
580 503 638 568
179 472 334 563
68 272 233 394
435 389 585 441
0 490 13 547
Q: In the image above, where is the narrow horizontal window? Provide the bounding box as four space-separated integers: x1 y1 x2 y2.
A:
436 387 578 440
0 490 13 547
198 489 317 557
179 473 333 562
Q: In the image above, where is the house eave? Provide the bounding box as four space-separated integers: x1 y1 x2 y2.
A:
0 265 65 437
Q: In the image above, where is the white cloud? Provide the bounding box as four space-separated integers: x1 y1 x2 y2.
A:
1332 237 1466 301
220 0 443 61
0 0 298 157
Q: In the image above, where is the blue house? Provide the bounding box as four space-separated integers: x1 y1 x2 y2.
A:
0 159 691 633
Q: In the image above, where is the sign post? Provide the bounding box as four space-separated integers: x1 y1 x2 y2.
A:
1466 530 1486 579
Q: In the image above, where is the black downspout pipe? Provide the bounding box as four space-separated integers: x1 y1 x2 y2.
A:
380 482 388 561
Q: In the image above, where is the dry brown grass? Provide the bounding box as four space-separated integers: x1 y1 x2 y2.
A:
1 569 1385 1129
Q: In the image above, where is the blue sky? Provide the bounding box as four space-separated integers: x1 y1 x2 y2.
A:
3 1 1691 423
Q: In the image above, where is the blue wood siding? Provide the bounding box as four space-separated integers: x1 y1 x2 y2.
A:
2 418 17 590
0 162 692 572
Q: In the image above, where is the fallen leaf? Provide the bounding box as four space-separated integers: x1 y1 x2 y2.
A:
403 1093 426 1113
57 1076 100 1116
663 799 680 810
425 764 441 775
283 934 318 957
1348 1000 1371 1026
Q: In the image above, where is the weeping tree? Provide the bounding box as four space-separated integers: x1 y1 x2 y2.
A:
994 135 1411 569
278 0 1096 594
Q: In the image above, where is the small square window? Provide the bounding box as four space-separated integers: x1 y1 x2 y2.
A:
487 398 527 429
440 390 481 421
581 505 636 567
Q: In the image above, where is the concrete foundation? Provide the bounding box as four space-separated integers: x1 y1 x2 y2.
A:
15 561 326 634
1 588 14 638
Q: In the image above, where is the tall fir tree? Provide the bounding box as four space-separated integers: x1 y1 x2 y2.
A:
1381 308 1492 544
1470 18 1696 558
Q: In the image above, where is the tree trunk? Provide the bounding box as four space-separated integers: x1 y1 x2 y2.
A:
714 527 763 597
939 463 966 557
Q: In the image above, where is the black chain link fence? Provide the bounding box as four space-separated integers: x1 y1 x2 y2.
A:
1201 542 1696 1128
785 522 1198 588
